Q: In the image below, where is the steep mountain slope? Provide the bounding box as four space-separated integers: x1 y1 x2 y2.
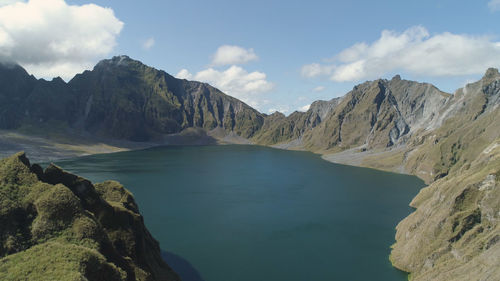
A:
334 69 500 181
391 134 500 281
388 69 500 281
0 63 38 129
0 152 180 281
251 98 342 146
68 56 263 141
0 56 263 142
256 75 450 152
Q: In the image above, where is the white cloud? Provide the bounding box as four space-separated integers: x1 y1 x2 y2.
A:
142 37 155 50
301 26 500 82
312 86 325 92
301 63 334 78
489 0 500 11
195 66 273 107
176 65 273 108
175 69 193 80
0 0 24 6
212 45 258 66
267 105 289 114
0 0 123 80
299 104 310 112
175 45 272 109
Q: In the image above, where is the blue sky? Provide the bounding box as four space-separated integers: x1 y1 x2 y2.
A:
1 0 500 113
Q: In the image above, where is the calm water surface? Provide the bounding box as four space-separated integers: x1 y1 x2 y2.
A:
52 145 425 281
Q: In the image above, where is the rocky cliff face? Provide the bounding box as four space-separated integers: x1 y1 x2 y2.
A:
251 98 342 146
0 63 38 129
0 56 459 151
391 140 500 280
0 152 180 281
257 75 450 152
388 69 500 281
69 56 263 141
0 56 263 142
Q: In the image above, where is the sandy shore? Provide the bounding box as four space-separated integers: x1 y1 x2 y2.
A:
0 128 255 163
0 130 154 163
0 129 410 177
321 145 409 175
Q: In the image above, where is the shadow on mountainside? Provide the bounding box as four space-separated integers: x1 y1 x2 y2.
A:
162 250 206 281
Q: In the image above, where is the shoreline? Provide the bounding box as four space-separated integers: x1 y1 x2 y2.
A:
0 128 423 181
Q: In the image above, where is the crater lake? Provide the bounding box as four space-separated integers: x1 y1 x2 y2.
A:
51 145 425 281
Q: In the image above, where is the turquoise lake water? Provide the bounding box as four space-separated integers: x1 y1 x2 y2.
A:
52 145 425 281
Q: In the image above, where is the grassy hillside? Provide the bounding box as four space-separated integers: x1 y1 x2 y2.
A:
0 152 180 281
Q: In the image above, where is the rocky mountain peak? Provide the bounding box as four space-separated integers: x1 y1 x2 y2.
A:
0 60 19 69
51 76 66 84
0 61 30 77
94 55 137 71
109 55 133 64
483 67 500 79
391 74 402 81
269 111 286 118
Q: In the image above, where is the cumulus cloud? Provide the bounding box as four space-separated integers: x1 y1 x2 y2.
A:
301 63 335 78
267 105 290 114
175 69 193 80
175 45 272 108
299 104 310 112
0 0 123 80
301 26 500 82
489 0 500 11
212 45 258 66
312 86 325 92
175 65 273 108
142 37 155 50
0 0 23 6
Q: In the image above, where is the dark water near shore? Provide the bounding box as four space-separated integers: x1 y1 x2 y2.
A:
53 145 424 281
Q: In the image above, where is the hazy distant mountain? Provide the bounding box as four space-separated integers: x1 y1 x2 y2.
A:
0 56 499 280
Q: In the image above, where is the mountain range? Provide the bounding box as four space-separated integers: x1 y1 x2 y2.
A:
0 56 499 280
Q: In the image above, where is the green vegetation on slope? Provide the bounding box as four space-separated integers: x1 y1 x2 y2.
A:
0 56 263 142
387 70 500 281
0 152 180 281
391 139 500 280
